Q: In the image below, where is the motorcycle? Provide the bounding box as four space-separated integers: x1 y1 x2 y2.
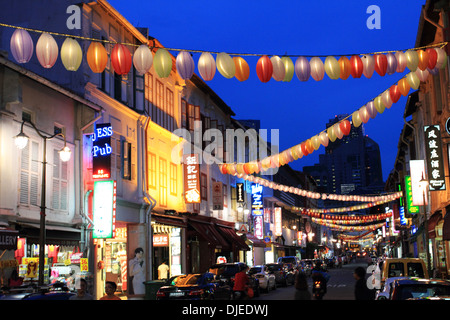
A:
312 279 326 300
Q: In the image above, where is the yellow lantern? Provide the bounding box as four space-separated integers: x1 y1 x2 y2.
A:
87 42 108 73
324 56 340 80
154 48 172 78
374 95 385 114
312 135 321 150
327 126 337 142
281 56 295 82
60 38 82 71
216 52 235 79
406 72 420 90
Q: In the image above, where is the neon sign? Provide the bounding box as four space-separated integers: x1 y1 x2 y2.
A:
92 123 112 179
93 180 116 239
251 183 263 212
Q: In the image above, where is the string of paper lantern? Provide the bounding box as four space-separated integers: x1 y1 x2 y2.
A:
306 212 392 225
339 231 375 241
311 219 385 232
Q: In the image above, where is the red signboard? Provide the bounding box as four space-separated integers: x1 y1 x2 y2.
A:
153 234 169 247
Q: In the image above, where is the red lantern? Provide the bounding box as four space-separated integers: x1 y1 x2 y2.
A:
301 141 309 156
389 85 401 103
374 54 387 76
426 48 437 70
111 44 132 75
350 55 363 78
339 120 351 136
256 55 273 83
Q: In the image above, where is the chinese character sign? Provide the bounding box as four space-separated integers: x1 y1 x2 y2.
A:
183 154 200 203
404 176 419 215
424 125 446 191
236 183 245 203
274 207 282 237
251 183 263 211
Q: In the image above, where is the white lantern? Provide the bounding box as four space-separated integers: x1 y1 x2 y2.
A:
133 44 153 74
36 33 59 68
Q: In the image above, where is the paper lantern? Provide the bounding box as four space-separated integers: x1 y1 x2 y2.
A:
310 57 324 81
352 110 362 127
374 54 387 76
386 53 397 75
398 77 410 96
270 155 279 168
216 52 235 79
36 33 58 68
324 56 340 80
338 56 351 80
350 55 363 78
319 131 329 147
256 55 273 83
415 68 429 82
359 106 370 124
233 56 249 81
281 56 295 82
111 43 132 75
271 56 285 81
327 125 337 142
153 48 172 78
426 48 437 70
389 85 401 103
198 52 216 81
374 95 385 114
395 51 407 73
133 44 153 74
417 50 429 71
435 47 447 69
87 42 108 73
301 141 309 156
10 29 33 63
339 119 351 136
306 139 314 155
366 101 377 119
60 38 82 71
361 55 375 78
294 56 310 81
405 50 418 71
290 147 299 160
381 90 393 109
295 144 303 159
312 135 321 150
334 123 343 139
176 51 194 80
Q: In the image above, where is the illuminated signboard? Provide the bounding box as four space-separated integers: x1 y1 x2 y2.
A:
212 181 223 210
251 183 263 213
424 125 446 191
92 123 113 179
410 160 427 206
236 183 245 203
274 207 282 237
399 206 407 226
254 215 264 239
183 154 200 203
93 180 116 239
153 234 169 247
404 176 419 215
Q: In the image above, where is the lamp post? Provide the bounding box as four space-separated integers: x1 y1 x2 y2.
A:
419 176 431 276
14 120 71 286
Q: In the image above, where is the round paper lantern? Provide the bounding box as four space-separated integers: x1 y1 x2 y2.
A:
36 33 58 68
426 48 437 70
435 47 448 69
395 51 407 73
233 56 250 81
398 77 410 96
271 56 285 81
374 95 385 114
111 43 132 75
296 144 303 159
270 155 279 168
216 52 235 79
405 50 419 71
389 85 401 103
359 106 370 124
306 139 314 154
352 110 362 127
133 44 153 74
256 55 273 83
294 56 310 81
10 29 33 63
176 51 194 80
381 90 393 109
350 55 363 78
153 48 172 78
366 101 377 119
324 56 340 80
407 72 420 89
198 52 216 81
281 56 295 82
338 56 351 80
374 54 387 76
386 53 397 75
87 42 108 73
60 38 82 71
310 57 324 81
301 141 309 156
312 135 321 150
361 55 375 78
415 68 429 82
417 50 429 71
327 125 337 142
339 120 351 136
319 131 329 147
290 147 299 160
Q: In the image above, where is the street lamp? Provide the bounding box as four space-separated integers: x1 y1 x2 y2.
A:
419 175 431 276
14 120 71 286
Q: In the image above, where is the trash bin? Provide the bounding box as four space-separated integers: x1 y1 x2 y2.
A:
144 280 166 300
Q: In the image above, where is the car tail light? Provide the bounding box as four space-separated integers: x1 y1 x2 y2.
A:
189 289 204 296
156 291 166 298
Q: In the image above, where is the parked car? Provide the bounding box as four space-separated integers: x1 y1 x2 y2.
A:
266 263 289 287
156 273 232 300
313 259 328 272
277 256 301 269
282 263 297 285
248 265 276 292
299 260 312 276
390 278 450 300
0 282 75 300
302 259 314 276
375 277 409 300
379 258 428 286
207 262 260 297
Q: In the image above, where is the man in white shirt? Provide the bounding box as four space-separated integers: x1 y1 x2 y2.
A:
158 261 170 280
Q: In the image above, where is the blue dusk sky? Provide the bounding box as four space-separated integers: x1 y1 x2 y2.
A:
109 0 426 182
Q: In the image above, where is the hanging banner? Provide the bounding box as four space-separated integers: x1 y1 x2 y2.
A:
405 176 419 215
183 154 201 203
236 183 245 203
274 207 282 237
410 160 427 206
424 125 446 191
254 215 264 239
212 181 224 210
93 180 117 239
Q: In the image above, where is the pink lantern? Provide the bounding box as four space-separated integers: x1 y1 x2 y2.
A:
434 47 447 69
133 44 153 74
310 57 324 81
271 56 285 81
361 55 375 78
176 51 195 80
111 44 132 75
256 55 273 83
295 56 310 81
10 29 34 63
198 52 216 81
415 68 429 82
381 90 393 108
319 131 329 147
359 106 370 124
395 51 407 73
36 33 58 68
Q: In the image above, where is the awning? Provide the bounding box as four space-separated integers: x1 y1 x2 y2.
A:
428 212 443 239
216 226 249 251
443 212 450 241
12 222 81 246
188 220 230 250
245 233 266 247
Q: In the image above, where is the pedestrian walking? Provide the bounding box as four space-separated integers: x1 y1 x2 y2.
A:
99 281 121 300
69 278 94 300
158 260 170 280
294 272 311 300
353 266 375 300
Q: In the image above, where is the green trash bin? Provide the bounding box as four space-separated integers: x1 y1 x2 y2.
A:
144 280 166 300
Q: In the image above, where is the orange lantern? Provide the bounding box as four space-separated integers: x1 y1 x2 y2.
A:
417 50 429 71
233 56 250 82
338 56 351 80
87 42 108 73
398 78 410 96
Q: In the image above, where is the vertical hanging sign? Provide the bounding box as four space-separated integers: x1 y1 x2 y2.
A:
236 183 245 203
404 176 419 215
424 125 446 191
183 154 200 203
274 207 282 237
212 181 224 210
93 180 116 239
92 123 113 179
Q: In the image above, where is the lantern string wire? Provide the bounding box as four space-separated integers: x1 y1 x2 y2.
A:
1 22 447 57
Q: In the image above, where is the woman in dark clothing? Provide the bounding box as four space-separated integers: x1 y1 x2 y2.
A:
353 266 375 300
294 272 311 300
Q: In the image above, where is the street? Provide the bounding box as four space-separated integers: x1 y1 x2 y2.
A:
256 260 369 300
